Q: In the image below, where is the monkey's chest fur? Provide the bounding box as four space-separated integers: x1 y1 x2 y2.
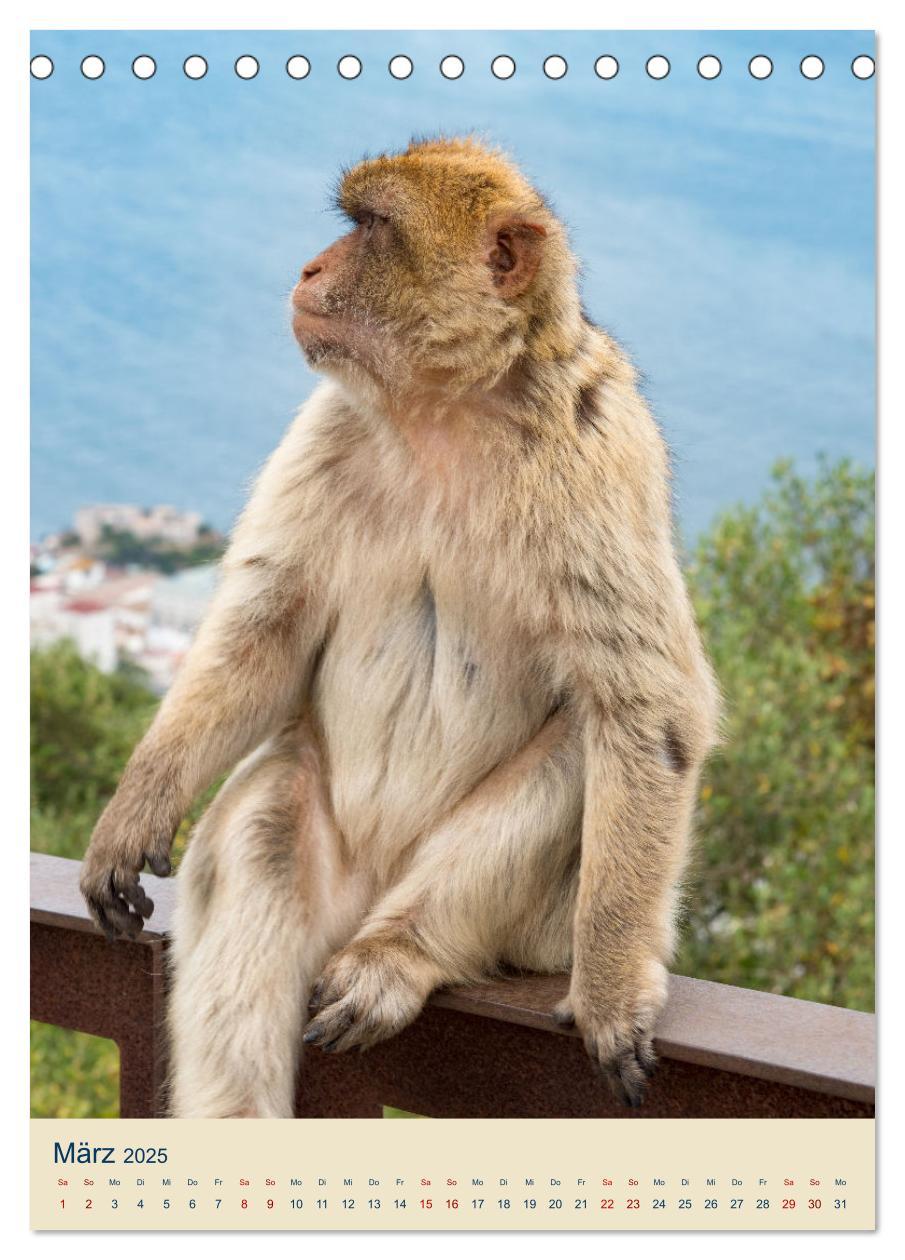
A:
311 565 564 864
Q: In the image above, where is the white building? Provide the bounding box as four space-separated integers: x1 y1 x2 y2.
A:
30 558 220 692
30 572 158 675
74 503 204 548
30 592 118 674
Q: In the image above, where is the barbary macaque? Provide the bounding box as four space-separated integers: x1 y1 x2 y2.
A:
81 137 719 1117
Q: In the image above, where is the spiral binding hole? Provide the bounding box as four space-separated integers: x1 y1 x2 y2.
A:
286 56 310 80
338 55 362 80
235 56 259 80
851 55 875 79
80 56 104 80
594 56 619 80
440 55 464 80
183 56 208 80
389 55 413 80
132 55 156 80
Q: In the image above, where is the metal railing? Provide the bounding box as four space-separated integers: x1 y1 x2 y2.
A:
30 852 875 1119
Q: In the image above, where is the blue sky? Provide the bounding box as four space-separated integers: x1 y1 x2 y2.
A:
30 29 875 543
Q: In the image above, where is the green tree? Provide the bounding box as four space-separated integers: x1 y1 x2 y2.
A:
31 641 157 859
678 459 875 1011
31 642 157 1116
94 524 224 573
30 642 216 1117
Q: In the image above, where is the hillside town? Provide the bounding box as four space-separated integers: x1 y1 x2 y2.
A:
30 504 224 693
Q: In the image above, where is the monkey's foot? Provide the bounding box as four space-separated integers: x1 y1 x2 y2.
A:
302 934 437 1053
557 958 667 1108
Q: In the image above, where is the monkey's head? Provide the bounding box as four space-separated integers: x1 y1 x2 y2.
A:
291 136 582 398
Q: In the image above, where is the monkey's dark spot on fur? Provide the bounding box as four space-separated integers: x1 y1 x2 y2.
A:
662 723 689 774
575 381 604 433
308 633 329 688
463 659 479 687
569 570 597 595
190 850 218 911
246 804 300 880
420 579 437 669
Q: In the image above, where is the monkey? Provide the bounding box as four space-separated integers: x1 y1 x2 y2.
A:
79 136 720 1119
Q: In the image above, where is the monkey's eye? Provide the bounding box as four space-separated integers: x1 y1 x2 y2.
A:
357 211 389 236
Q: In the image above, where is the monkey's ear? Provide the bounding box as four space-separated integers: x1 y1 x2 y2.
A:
484 218 547 298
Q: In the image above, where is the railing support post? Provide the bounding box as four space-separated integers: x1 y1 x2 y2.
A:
30 922 170 1118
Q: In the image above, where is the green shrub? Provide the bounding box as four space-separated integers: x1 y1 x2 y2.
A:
677 459 874 1011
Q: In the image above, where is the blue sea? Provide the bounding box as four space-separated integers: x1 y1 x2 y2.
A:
30 29 875 544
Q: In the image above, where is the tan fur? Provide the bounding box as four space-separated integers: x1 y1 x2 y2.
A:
81 137 719 1115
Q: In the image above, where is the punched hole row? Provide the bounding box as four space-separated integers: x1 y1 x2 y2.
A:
30 52 877 82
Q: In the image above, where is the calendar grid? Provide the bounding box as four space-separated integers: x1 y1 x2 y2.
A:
32 1118 874 1231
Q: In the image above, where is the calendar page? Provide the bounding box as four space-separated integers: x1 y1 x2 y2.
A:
28 25 876 1235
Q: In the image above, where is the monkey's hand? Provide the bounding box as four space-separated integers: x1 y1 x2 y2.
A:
555 954 668 1108
79 794 174 940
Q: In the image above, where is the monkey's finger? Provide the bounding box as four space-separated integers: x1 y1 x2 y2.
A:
103 896 145 941
321 1017 379 1055
603 1067 643 1109
326 1007 383 1053
310 978 341 1014
633 1032 657 1078
87 896 119 941
598 1058 637 1108
120 877 154 919
144 852 172 878
602 1046 648 1109
303 1001 358 1050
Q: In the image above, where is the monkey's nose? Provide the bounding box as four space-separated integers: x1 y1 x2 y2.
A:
301 262 322 282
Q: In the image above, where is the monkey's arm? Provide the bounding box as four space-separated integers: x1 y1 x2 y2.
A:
560 692 703 1103
558 545 718 1104
80 428 329 939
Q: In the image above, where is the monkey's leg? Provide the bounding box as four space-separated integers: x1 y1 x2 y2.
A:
167 721 368 1118
303 709 583 1054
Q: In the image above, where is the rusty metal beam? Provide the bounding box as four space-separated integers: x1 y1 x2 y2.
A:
30 852 875 1120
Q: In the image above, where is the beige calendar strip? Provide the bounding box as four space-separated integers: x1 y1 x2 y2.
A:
31 1118 874 1231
